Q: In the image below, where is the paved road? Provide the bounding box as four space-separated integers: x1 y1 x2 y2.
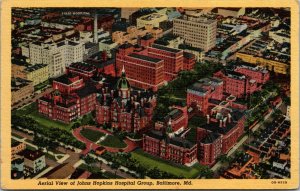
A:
72 126 138 155
12 129 134 178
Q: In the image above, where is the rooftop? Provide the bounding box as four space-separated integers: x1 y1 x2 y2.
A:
19 149 44 161
129 53 162 63
151 44 181 53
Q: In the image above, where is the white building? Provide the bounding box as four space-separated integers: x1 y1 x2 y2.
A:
136 13 168 29
29 40 84 77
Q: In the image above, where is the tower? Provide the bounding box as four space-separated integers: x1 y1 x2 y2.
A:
116 65 131 99
94 12 98 43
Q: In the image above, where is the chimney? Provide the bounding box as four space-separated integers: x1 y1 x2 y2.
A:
219 120 222 128
228 113 232 123
223 117 227 127
206 114 210 124
94 13 98 43
111 90 114 97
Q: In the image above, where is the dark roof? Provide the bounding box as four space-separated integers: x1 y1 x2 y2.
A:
141 33 153 40
200 132 221 144
75 84 97 98
12 58 30 67
183 52 195 59
166 108 183 121
119 43 133 49
152 44 181 53
19 149 44 161
188 82 208 94
54 73 81 85
68 62 96 73
145 130 165 140
129 53 162 63
24 64 48 72
199 110 245 135
169 136 196 149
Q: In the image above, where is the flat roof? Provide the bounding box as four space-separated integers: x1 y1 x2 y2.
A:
152 44 181 53
129 53 162 63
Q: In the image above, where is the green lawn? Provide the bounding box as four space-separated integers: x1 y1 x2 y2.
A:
100 135 127 148
80 128 105 142
13 102 73 132
131 149 202 178
29 110 73 131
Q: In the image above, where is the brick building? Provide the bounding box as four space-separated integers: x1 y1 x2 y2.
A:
143 129 198 165
95 67 156 132
38 73 97 123
155 106 188 135
116 43 165 91
187 77 224 115
234 63 270 84
214 70 260 99
116 42 196 91
196 105 246 166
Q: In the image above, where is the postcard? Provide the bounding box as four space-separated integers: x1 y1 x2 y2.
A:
0 0 299 189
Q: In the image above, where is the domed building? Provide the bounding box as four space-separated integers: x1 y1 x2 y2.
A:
116 65 131 99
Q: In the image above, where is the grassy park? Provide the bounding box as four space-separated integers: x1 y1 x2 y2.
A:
131 149 204 178
100 135 127 148
80 128 105 142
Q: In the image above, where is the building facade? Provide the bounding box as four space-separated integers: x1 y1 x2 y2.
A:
38 73 97 123
11 77 34 105
95 68 156 132
143 130 198 165
173 15 217 51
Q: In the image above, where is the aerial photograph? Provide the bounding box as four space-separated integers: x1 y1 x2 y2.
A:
11 7 291 179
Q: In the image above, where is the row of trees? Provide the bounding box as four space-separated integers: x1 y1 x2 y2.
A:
12 114 86 149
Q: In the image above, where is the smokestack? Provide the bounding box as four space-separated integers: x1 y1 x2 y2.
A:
206 114 210 124
111 90 114 97
219 120 222 128
94 12 98 43
223 117 227 127
228 113 232 123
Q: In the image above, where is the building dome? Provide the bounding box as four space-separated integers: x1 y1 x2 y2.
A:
116 65 131 90
116 65 131 99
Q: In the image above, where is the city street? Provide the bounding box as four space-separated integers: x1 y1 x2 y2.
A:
12 129 135 178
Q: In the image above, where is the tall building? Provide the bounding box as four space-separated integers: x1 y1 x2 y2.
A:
173 15 217 51
116 43 165 91
148 44 183 81
115 42 196 91
29 40 84 77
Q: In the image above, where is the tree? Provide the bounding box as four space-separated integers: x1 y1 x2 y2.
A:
111 162 120 176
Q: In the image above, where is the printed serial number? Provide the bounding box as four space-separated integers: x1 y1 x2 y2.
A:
271 180 288 184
